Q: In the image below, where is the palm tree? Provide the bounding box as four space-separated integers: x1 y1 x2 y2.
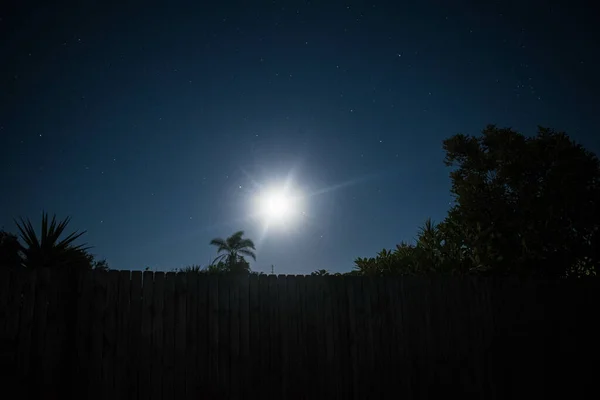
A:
209 231 256 274
15 211 92 270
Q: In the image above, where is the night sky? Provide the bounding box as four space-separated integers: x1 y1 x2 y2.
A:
1 0 598 273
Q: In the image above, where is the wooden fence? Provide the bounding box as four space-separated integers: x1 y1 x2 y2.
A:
0 268 598 399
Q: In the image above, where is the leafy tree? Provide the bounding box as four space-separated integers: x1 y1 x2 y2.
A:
354 125 599 278
209 231 256 274
311 269 330 276
443 125 599 278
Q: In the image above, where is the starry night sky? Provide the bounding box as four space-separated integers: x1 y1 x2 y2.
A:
1 0 598 273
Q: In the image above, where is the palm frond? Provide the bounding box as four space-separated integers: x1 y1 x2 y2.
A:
238 249 256 261
211 253 227 265
226 231 243 248
237 238 256 250
209 237 227 247
209 237 230 253
230 231 245 239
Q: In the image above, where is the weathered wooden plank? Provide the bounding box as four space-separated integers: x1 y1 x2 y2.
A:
162 272 176 400
323 276 336 397
363 277 376 378
282 275 294 397
174 273 187 400
139 271 154 400
239 274 250 394
64 269 83 399
387 277 410 397
294 275 307 397
344 276 357 399
327 276 339 397
75 270 94 396
304 275 321 398
0 268 10 336
429 276 450 397
318 275 329 397
369 276 380 392
248 273 260 397
16 269 37 378
268 275 281 398
398 276 413 396
196 274 209 392
0 268 15 393
432 276 449 395
207 274 219 395
229 276 241 399
43 270 65 398
128 271 142 399
114 270 131 399
354 275 368 399
4 268 24 362
14 269 34 397
286 275 300 397
408 275 428 397
88 270 106 400
218 275 230 398
150 272 165 400
277 275 289 399
333 275 351 399
378 277 397 397
24 269 40 396
478 278 495 398
100 270 119 400
422 276 435 395
184 273 198 400
257 274 269 397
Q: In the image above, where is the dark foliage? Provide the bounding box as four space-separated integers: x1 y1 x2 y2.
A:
2 212 110 271
354 125 600 278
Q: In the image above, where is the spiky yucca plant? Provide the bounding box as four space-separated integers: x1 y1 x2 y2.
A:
15 211 92 270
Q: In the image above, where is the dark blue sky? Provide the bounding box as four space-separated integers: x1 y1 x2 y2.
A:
2 0 598 273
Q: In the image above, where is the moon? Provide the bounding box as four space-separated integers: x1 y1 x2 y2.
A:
254 186 302 226
263 191 291 219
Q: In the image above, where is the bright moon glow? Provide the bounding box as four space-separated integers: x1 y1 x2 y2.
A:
264 192 290 219
254 186 302 226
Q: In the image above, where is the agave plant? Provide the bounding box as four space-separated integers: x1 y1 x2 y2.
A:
15 211 92 270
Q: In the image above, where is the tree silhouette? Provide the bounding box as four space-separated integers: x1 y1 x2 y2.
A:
354 125 600 278
209 231 256 274
443 125 599 277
